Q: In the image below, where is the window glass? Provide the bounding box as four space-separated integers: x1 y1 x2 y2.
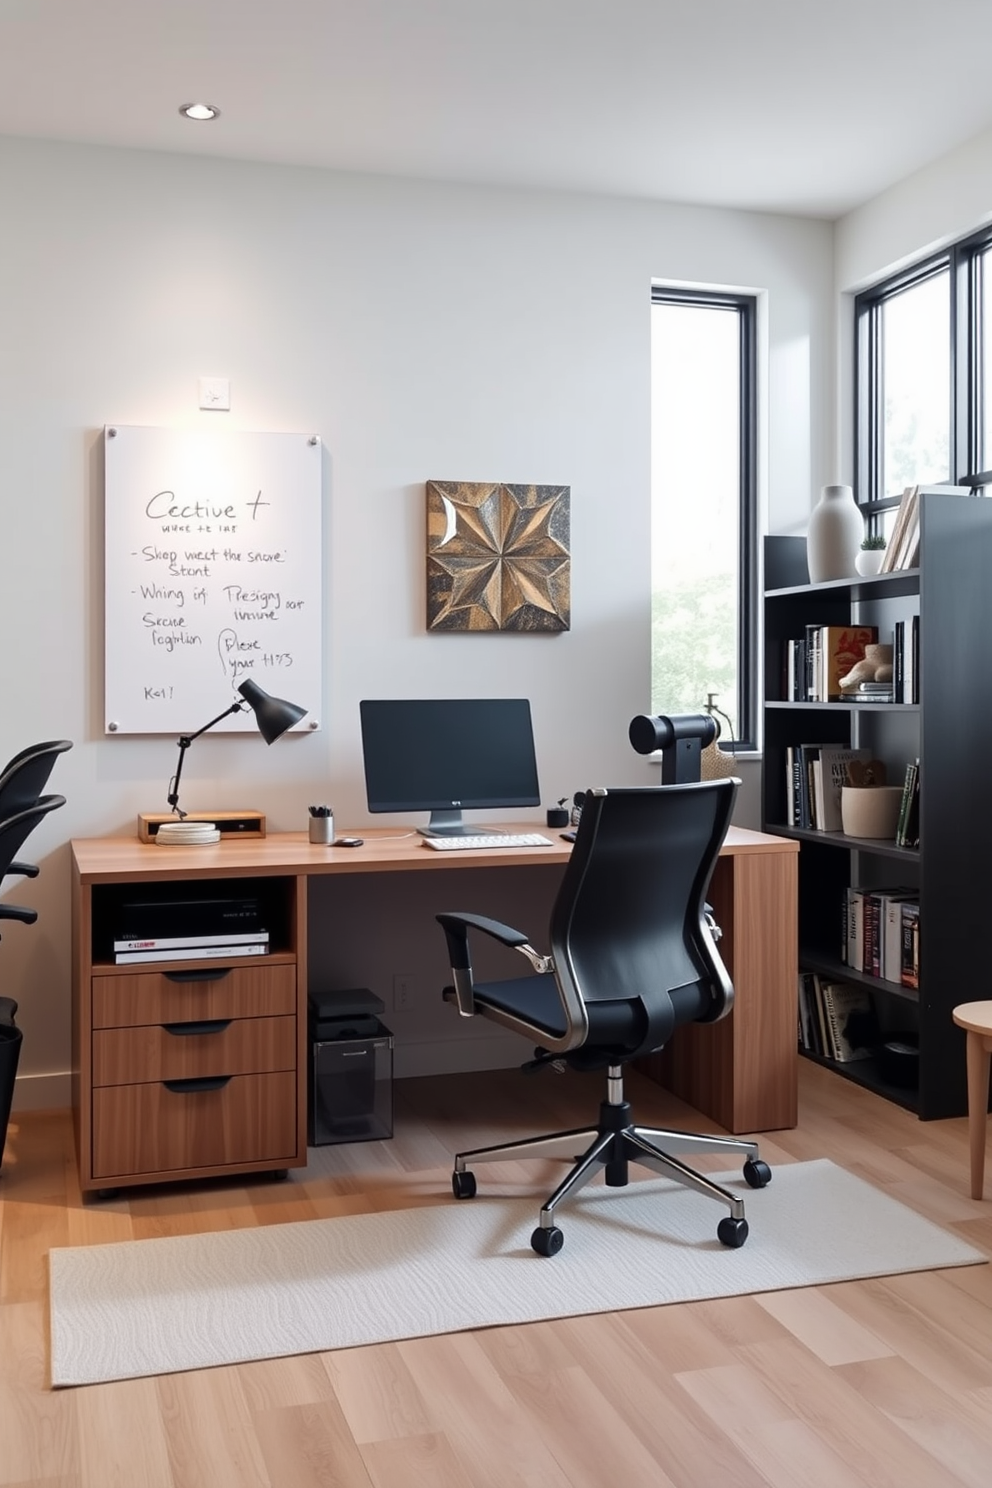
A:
982 247 992 473
650 298 742 737
881 270 950 498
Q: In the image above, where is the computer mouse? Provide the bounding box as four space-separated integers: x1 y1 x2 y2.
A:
335 837 364 847
560 830 577 843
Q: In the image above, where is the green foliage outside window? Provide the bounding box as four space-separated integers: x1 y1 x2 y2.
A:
650 571 737 730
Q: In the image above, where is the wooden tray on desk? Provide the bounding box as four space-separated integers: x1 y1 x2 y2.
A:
137 810 266 842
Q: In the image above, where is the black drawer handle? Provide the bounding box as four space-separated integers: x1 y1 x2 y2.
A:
162 1019 232 1037
163 968 233 984
163 1075 232 1094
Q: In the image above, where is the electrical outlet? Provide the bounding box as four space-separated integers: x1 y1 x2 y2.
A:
198 376 230 411
393 972 416 1010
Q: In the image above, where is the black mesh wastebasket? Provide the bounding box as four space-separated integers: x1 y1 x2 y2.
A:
0 1000 22 1172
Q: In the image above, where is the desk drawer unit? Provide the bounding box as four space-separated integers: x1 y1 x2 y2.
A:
86 961 301 1186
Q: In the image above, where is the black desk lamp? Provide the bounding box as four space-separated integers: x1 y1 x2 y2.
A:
628 711 718 784
168 679 307 819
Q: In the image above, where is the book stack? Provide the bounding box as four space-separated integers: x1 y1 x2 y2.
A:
880 484 971 573
785 745 872 830
783 625 878 702
798 972 878 1062
112 895 269 964
852 681 894 704
843 885 920 985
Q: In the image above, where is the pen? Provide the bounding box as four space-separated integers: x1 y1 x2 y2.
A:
308 805 332 817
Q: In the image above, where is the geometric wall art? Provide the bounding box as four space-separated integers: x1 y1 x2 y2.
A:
426 480 570 632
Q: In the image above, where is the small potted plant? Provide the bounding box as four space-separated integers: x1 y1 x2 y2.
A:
855 533 887 576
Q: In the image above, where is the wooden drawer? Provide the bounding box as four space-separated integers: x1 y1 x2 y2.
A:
92 1014 296 1087
92 962 297 1029
92 1070 298 1179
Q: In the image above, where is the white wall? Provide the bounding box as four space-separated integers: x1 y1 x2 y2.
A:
0 135 833 1104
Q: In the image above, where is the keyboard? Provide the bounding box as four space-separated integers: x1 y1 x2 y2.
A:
423 832 554 851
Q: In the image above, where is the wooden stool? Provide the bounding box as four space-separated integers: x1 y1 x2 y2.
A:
952 1001 992 1198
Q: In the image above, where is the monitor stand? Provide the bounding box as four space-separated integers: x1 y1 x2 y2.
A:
418 809 497 838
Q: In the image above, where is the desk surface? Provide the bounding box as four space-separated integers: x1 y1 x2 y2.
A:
71 822 797 883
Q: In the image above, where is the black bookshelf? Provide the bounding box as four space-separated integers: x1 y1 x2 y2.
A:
764 492 992 1119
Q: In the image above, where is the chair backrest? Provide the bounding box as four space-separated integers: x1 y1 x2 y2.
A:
548 780 737 1058
0 795 67 890
0 741 72 819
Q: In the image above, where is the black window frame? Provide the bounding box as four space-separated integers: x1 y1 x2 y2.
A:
855 223 992 530
650 286 758 753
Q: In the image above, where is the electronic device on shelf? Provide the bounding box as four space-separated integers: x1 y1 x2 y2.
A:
359 698 541 838
423 832 553 851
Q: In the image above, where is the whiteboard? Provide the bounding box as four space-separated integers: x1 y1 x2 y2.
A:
104 425 322 734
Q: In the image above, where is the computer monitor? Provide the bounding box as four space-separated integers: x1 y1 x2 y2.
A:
359 698 541 837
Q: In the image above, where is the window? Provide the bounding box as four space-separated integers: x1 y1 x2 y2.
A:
856 224 992 526
650 288 757 751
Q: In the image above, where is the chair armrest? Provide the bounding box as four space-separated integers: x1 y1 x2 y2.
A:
437 911 530 953
436 911 548 1018
8 860 39 879
0 904 38 928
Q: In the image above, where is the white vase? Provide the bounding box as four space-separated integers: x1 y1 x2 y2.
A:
806 485 864 583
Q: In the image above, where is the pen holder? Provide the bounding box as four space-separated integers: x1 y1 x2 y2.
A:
309 813 334 845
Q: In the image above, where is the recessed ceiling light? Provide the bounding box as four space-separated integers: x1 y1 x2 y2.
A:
179 103 220 122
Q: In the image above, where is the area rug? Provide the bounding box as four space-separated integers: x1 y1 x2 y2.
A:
48 1159 985 1387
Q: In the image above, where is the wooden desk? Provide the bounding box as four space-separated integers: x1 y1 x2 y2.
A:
70 823 798 1195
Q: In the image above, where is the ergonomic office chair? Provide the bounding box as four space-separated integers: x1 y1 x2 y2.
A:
435 780 770 1255
0 793 68 1171
0 741 72 881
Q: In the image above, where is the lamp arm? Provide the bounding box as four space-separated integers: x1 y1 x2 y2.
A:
167 700 246 816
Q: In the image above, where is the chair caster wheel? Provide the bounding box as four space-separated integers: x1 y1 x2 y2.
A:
531 1225 564 1256
452 1169 477 1199
96 1188 120 1201
270 1169 289 1182
743 1158 771 1189
718 1216 749 1248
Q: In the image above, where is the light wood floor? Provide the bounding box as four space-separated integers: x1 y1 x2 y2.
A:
3 1059 992 1488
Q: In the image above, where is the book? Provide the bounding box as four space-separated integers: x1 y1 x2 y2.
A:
845 886 868 971
810 972 831 1058
909 613 919 703
113 930 270 952
819 982 878 1062
884 895 918 983
901 763 921 850
881 486 919 572
797 971 820 1053
813 747 873 833
901 902 920 988
819 624 877 701
114 941 269 965
893 619 905 703
895 760 918 846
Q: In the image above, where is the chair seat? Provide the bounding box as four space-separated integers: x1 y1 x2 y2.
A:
451 972 711 1060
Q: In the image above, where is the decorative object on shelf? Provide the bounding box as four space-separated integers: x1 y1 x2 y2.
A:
839 784 903 839
164 678 307 826
839 642 893 694
700 693 738 780
426 480 570 632
855 534 887 576
805 483 864 583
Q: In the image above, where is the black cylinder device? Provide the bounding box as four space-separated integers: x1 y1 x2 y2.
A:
628 712 718 784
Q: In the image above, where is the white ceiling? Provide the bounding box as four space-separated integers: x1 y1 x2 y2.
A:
2 0 991 219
